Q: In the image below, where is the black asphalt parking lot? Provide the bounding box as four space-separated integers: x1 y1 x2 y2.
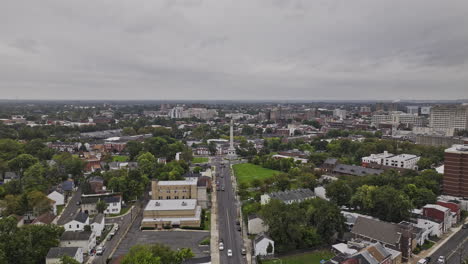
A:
113 228 211 258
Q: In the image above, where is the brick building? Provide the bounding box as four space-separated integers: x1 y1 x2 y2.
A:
443 144 468 197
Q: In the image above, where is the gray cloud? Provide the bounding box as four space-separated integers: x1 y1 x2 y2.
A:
0 0 467 100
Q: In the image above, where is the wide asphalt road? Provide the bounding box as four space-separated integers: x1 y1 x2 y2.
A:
429 226 468 264
214 156 246 264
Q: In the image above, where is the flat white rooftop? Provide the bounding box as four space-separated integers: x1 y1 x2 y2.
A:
445 144 468 154
156 178 197 186
145 199 197 211
142 206 202 223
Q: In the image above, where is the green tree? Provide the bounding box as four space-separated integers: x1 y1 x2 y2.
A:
122 245 162 264
372 186 412 222
7 154 39 172
60 255 80 264
22 163 47 192
96 200 108 214
266 242 273 254
137 152 157 177
125 141 143 161
325 180 353 206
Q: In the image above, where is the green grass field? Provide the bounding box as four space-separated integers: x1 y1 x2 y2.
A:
192 157 209 163
263 250 334 264
112 155 129 162
232 163 279 185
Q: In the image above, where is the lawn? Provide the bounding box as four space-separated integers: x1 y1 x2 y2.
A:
192 157 209 163
107 206 131 217
57 205 65 216
263 250 334 264
112 155 129 162
233 163 280 185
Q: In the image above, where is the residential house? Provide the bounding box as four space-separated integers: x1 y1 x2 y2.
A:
32 212 56 225
88 176 104 193
47 190 65 206
351 217 415 262
64 212 89 232
3 171 19 183
327 242 402 264
322 158 339 172
91 214 105 237
254 234 275 256
437 200 461 224
80 194 122 215
59 231 96 254
422 204 452 232
59 180 75 195
46 247 83 264
248 214 269 235
260 188 315 205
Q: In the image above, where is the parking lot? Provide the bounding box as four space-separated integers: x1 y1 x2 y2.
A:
112 214 210 259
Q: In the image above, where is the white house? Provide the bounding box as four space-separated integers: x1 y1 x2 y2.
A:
248 215 268 235
47 190 65 206
81 195 122 215
90 214 105 237
260 189 315 205
413 218 443 238
64 212 89 232
254 234 275 256
46 247 83 264
59 231 96 255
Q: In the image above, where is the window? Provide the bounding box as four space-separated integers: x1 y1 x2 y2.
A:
69 225 72 228
175 196 179 199
167 196 170 199
159 196 163 199
77 224 79 228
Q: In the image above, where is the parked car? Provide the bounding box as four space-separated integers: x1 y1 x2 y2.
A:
96 246 105 256
425 257 432 262
463 224 468 229
227 249 233 257
237 226 241 232
241 248 247 255
115 224 119 231
236 220 240 226
438 256 445 264
219 242 224 251
417 258 428 264
221 186 225 191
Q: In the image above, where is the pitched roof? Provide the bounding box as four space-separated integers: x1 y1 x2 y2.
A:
4 171 19 179
254 233 273 244
32 212 56 225
60 231 92 241
73 212 89 223
60 180 74 191
46 247 80 259
333 164 383 177
323 158 338 165
351 217 401 246
89 176 104 183
92 213 104 224
267 188 315 202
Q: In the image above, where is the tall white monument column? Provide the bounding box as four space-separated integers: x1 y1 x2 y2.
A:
227 119 237 159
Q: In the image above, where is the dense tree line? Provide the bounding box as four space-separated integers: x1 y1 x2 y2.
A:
121 244 194 264
259 198 345 253
0 216 64 264
325 169 441 222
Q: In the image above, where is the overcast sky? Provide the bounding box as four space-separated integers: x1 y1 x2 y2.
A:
1 0 467 100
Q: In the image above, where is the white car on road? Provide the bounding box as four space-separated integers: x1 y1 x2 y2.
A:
227 249 232 257
219 242 224 251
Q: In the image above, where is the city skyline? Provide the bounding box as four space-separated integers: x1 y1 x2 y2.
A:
1 0 468 100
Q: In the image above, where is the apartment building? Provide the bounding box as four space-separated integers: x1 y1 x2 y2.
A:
443 144 468 198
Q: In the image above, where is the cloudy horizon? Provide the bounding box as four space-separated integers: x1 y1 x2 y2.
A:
1 0 468 100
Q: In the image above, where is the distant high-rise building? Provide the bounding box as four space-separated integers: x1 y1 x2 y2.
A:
169 106 184 118
360 106 371 116
406 106 419 115
430 105 468 133
420 106 432 115
333 109 347 120
443 144 468 197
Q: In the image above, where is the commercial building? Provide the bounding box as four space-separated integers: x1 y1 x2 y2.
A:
406 106 419 115
443 144 468 197
362 151 420 170
141 199 201 229
430 105 468 133
151 178 198 200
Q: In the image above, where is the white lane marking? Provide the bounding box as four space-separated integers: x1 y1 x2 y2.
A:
226 210 233 247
